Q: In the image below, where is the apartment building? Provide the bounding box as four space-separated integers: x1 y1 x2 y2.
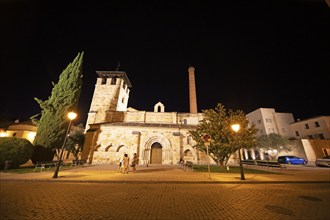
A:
246 108 330 162
246 108 295 138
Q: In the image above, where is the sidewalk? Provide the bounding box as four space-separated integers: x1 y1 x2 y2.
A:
1 164 329 183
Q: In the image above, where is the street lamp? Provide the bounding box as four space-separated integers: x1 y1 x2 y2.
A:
53 111 77 178
202 134 211 179
231 124 245 180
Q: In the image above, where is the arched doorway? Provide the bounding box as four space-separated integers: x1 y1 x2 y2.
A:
150 142 162 164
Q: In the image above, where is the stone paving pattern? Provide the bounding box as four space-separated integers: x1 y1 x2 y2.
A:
1 164 330 220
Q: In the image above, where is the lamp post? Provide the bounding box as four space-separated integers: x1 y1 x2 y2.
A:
202 134 211 179
231 124 245 180
53 111 77 178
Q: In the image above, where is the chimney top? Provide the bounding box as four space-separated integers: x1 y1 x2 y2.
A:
188 66 195 72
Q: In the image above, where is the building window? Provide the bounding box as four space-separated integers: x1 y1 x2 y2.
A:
308 135 313 139
111 77 117 85
295 131 299 136
314 121 320 127
101 77 106 84
268 128 275 133
257 119 262 124
187 136 191 145
319 134 325 139
305 124 309 129
122 97 125 104
265 118 272 123
122 82 126 89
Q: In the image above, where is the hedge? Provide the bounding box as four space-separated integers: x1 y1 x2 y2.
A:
0 137 34 169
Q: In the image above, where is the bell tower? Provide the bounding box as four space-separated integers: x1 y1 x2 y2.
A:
85 71 132 130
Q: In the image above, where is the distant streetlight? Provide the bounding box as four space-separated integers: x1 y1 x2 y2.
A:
202 134 211 179
53 111 77 178
231 124 245 180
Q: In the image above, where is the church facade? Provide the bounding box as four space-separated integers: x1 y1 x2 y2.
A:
81 67 213 165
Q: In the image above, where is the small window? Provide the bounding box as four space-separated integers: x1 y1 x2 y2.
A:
187 136 191 145
257 119 262 124
295 131 299 136
268 128 275 133
319 134 325 139
305 124 309 129
111 77 117 85
315 121 320 127
308 135 313 139
265 118 272 123
184 149 192 156
101 78 106 84
122 97 125 103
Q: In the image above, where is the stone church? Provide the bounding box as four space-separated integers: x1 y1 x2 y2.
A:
80 67 211 165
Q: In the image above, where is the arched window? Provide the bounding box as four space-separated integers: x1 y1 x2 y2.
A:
184 149 192 156
187 135 192 145
154 102 165 112
105 144 112 152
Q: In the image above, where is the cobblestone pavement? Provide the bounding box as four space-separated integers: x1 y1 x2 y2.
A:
1 164 330 220
1 182 329 220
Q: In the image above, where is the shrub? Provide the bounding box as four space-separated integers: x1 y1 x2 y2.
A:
31 145 56 164
0 137 35 169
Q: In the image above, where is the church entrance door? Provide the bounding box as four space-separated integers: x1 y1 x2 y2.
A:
150 142 162 164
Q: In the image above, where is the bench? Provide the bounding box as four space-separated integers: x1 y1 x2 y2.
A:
256 161 286 168
34 161 59 172
241 160 257 165
184 161 193 171
71 159 86 167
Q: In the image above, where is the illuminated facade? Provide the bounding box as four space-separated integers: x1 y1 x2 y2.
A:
2 120 37 143
81 68 217 165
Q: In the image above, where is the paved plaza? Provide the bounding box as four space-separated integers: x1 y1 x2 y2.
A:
1 164 330 220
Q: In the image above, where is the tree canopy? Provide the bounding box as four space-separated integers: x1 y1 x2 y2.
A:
256 133 291 160
33 52 84 149
189 103 257 166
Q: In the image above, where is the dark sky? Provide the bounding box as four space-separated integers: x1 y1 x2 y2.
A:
1 0 330 125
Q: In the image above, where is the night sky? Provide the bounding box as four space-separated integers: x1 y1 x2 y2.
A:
1 0 330 125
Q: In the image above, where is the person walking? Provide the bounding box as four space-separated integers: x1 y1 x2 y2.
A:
118 157 123 173
131 153 138 173
122 153 129 174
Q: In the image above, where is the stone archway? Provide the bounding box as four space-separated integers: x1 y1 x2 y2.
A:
143 135 173 164
150 142 162 164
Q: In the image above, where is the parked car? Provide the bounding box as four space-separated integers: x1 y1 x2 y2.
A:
277 155 307 165
315 155 330 167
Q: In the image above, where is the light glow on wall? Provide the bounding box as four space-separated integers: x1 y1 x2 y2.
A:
0 132 7 137
27 132 36 142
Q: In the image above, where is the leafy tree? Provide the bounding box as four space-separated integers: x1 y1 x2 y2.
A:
256 133 291 160
33 52 84 150
189 103 257 166
65 123 85 159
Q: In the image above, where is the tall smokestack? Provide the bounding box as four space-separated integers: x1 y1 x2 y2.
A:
188 66 198 114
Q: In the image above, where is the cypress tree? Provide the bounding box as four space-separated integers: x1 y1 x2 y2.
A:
33 52 84 149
